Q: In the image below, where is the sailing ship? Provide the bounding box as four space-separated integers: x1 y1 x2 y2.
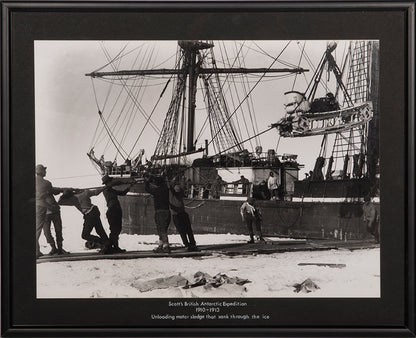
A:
85 40 379 240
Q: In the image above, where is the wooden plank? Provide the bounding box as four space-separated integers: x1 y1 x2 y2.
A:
264 239 307 245
36 239 379 264
298 263 347 268
37 250 211 264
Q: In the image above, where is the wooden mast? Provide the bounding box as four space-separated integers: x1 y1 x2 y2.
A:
86 41 308 159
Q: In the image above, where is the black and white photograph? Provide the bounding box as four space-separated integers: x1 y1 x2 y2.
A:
35 39 380 299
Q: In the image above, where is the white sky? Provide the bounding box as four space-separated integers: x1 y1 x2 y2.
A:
35 40 351 188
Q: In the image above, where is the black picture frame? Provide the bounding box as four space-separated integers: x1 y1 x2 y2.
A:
1 1 415 337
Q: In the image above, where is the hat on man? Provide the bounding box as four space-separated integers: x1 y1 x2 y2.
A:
35 164 47 174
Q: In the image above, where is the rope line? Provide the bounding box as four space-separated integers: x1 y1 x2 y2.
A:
207 41 292 149
213 126 274 157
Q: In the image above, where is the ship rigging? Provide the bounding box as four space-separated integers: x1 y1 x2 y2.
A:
85 40 378 195
86 40 308 176
84 40 380 240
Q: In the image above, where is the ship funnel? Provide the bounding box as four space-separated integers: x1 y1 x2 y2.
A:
326 41 337 54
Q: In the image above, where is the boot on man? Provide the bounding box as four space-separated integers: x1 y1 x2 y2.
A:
48 243 59 255
57 241 69 255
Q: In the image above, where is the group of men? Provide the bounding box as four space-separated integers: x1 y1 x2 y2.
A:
35 164 199 257
35 163 283 258
144 174 198 253
236 171 281 201
36 164 133 258
212 171 281 201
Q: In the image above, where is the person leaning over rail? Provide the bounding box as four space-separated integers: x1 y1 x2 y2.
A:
232 175 250 195
240 197 265 244
267 171 279 200
35 164 71 258
211 174 226 199
58 186 112 254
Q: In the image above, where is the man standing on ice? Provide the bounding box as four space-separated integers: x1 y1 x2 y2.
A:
240 197 265 244
35 164 70 257
102 175 134 253
144 174 171 253
169 179 198 252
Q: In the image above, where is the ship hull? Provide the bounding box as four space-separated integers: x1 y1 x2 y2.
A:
120 195 378 240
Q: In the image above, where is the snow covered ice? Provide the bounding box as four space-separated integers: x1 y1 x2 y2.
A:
37 223 380 298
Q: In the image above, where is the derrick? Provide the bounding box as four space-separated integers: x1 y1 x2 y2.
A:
273 41 378 183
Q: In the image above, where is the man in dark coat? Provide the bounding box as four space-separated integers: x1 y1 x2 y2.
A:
258 180 270 200
102 175 134 253
169 180 198 251
211 175 226 199
144 175 171 253
233 175 250 195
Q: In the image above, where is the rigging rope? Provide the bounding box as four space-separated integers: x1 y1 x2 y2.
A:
98 110 128 161
153 46 186 160
93 44 136 152
250 41 299 69
128 77 173 158
99 44 136 156
92 42 144 73
197 42 243 153
319 134 328 158
213 126 274 157
119 46 152 145
275 135 281 153
291 41 306 91
216 42 245 145
230 44 256 150
106 48 138 150
90 78 105 148
233 41 260 148
100 43 161 134
121 45 158 149
50 173 100 180
207 41 293 149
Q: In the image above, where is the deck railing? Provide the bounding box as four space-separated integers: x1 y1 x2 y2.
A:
185 183 251 199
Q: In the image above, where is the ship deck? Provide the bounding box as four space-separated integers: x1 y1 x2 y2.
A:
36 238 379 264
